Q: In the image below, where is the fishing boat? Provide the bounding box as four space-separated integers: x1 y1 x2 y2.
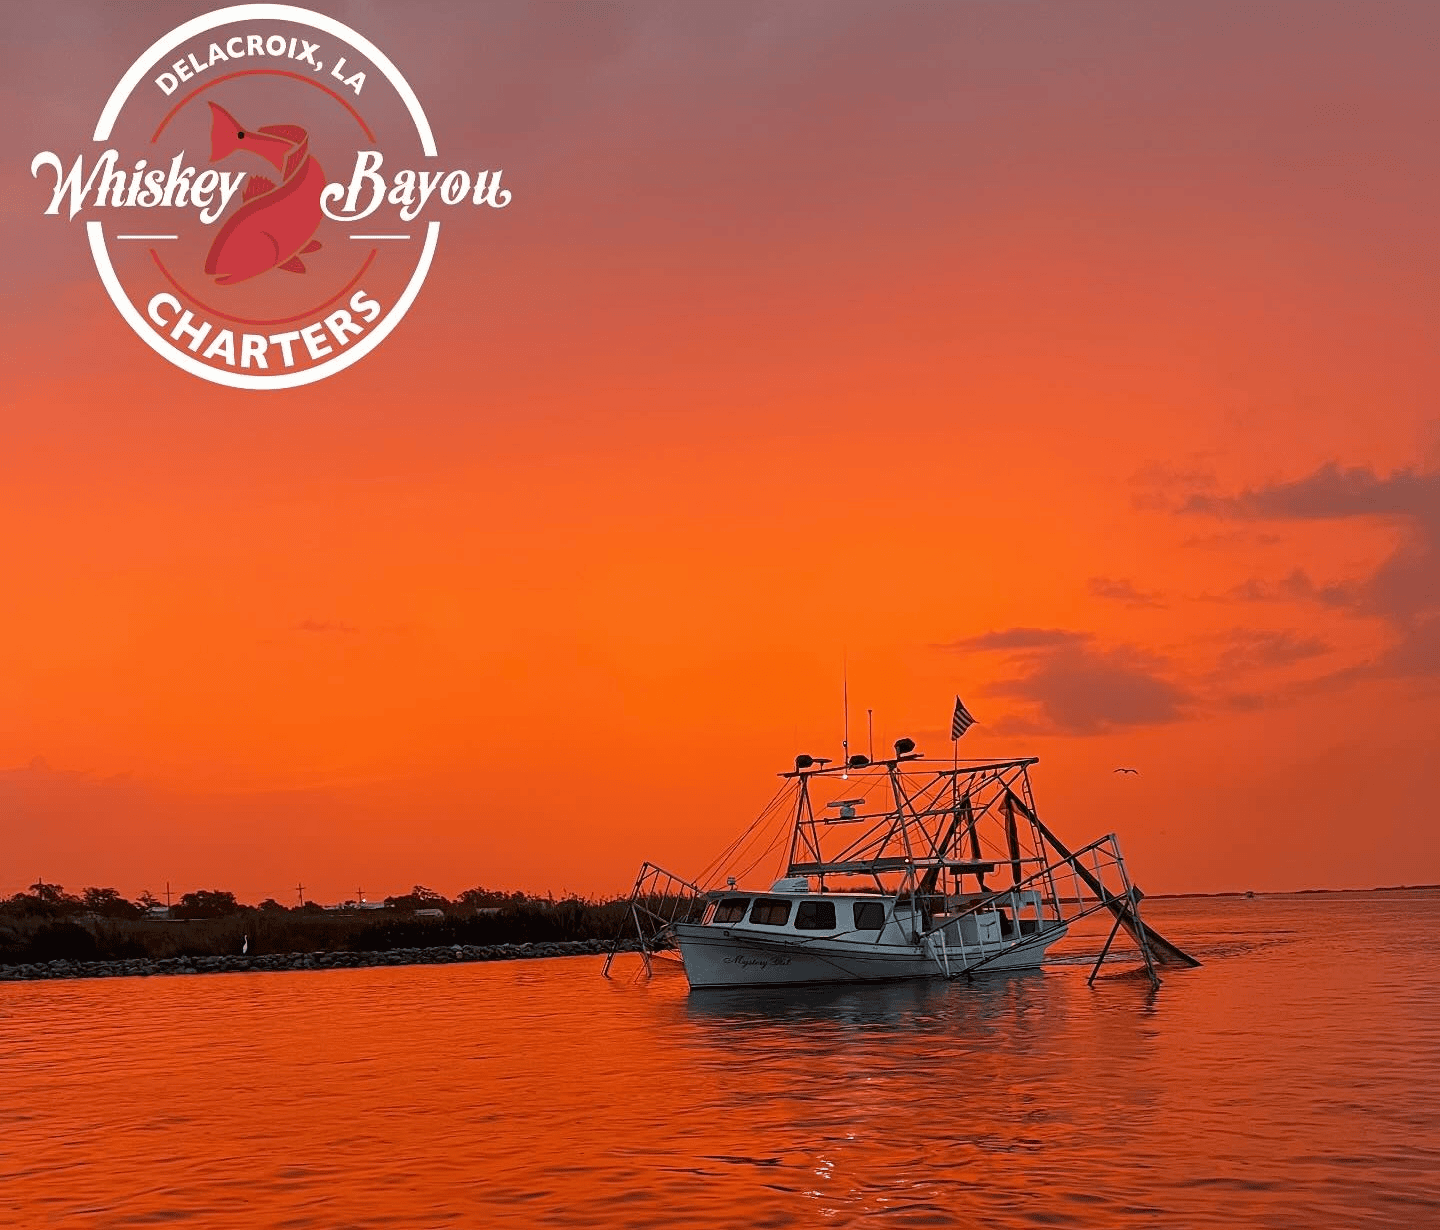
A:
605 737 1197 989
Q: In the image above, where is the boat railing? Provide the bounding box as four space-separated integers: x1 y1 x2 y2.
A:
602 861 707 977
916 832 1195 986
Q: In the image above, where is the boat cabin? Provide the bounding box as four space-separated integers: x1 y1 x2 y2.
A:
701 880 1051 949
704 891 895 936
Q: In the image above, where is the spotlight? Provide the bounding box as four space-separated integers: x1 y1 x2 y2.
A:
793 754 832 771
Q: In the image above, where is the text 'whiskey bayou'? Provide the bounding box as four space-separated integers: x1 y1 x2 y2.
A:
29 4 510 390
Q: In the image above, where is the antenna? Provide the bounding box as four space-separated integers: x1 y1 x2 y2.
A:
867 709 874 761
842 655 850 779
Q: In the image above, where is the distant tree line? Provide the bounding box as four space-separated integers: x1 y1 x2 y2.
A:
0 881 641 965
1 881 567 921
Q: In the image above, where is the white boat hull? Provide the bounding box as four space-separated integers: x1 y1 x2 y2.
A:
673 921 1066 989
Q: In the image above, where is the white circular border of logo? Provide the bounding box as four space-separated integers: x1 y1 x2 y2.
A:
91 3 439 391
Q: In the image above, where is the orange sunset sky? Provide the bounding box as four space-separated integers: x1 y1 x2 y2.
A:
3 1 1438 904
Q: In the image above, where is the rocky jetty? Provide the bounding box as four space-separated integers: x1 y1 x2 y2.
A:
0 938 653 982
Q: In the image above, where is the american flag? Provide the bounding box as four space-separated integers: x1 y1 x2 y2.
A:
950 696 976 740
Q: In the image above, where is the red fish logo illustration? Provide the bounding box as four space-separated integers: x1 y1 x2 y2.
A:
203 101 324 285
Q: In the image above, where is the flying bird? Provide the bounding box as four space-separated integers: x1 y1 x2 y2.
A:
1113 767 1139 775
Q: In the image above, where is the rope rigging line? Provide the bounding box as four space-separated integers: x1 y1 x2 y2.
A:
692 779 797 890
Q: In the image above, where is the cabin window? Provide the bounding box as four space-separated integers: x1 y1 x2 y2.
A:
795 900 836 930
853 901 886 931
712 897 750 924
749 898 791 926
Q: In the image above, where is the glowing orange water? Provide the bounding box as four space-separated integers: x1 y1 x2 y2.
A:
2 894 1436 1228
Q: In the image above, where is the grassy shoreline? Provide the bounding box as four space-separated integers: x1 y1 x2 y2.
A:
0 898 639 967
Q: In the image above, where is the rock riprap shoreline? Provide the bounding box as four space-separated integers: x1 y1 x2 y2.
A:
0 938 653 982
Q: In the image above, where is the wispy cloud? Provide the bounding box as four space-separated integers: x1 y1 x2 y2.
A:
1128 460 1219 511
939 627 1188 736
1180 463 1437 526
1199 568 1355 607
1184 460 1440 682
1088 576 1165 608
1179 529 1282 549
1211 629 1330 674
295 619 359 635
936 627 1087 651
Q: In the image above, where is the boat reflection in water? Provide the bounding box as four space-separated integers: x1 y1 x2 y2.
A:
681 965 1057 1033
607 734 1197 989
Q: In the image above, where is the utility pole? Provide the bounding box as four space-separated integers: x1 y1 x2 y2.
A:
165 881 171 909
295 882 305 907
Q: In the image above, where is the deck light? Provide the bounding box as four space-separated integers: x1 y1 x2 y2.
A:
893 737 916 756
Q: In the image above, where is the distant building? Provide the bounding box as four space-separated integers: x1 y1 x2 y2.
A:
414 908 445 921
145 905 172 920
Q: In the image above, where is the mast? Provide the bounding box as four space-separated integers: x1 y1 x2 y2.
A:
951 750 960 897
885 752 921 932
785 771 811 875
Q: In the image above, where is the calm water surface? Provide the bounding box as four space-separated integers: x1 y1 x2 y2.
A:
2 893 1437 1228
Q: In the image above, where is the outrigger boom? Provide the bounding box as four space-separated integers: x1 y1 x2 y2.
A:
605 746 1198 989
